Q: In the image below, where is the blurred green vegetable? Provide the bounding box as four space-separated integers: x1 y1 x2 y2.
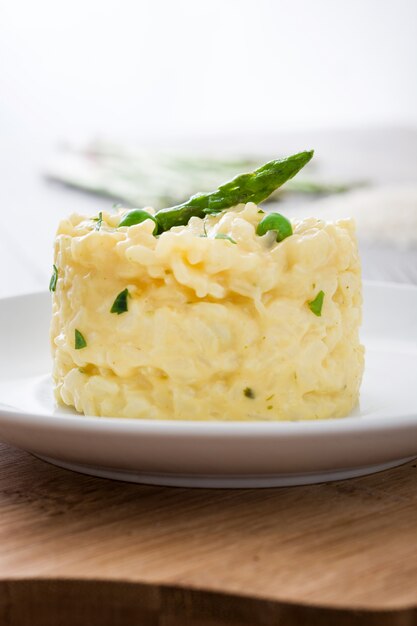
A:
46 140 358 209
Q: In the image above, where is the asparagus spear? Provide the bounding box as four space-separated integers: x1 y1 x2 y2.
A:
155 150 314 232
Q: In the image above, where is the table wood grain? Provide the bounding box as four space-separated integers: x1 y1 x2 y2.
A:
1 443 417 625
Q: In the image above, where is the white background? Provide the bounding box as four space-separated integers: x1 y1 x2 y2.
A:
1 0 417 143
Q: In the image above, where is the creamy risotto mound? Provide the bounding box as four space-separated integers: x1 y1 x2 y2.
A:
51 203 364 420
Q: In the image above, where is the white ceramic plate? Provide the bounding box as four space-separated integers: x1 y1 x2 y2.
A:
0 281 416 488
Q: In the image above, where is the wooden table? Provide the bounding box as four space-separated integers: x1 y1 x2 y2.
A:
1 443 417 625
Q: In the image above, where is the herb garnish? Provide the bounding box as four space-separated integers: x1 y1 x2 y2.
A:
118 209 158 234
49 265 58 292
110 288 129 315
93 211 103 231
215 233 237 244
256 212 293 242
308 290 325 316
244 387 255 399
75 329 87 350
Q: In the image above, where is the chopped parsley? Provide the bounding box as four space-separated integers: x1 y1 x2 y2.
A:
110 288 129 315
308 290 325 316
93 211 103 231
75 329 87 350
243 387 255 399
49 265 58 292
215 233 237 244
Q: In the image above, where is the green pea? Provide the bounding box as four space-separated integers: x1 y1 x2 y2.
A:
256 212 293 242
118 209 158 234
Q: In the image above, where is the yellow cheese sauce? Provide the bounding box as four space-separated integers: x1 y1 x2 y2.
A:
51 203 364 420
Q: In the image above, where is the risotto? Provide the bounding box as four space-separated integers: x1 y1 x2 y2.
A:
50 201 364 420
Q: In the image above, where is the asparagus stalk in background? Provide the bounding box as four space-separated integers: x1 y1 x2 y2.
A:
46 142 361 209
155 151 314 232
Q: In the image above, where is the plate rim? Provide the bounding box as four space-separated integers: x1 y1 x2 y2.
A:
1 404 417 438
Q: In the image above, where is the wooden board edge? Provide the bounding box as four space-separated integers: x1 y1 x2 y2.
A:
1 578 416 626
